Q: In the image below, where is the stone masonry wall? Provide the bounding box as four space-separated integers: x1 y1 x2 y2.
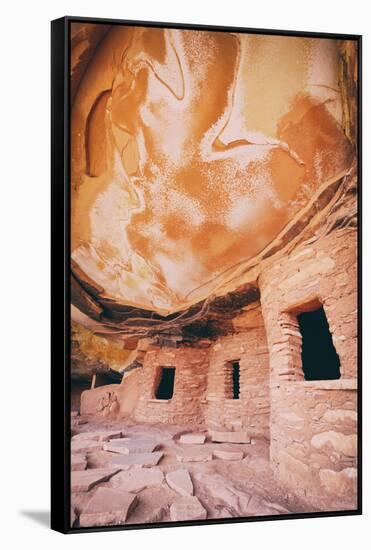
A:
205 303 270 438
259 227 357 509
133 345 209 425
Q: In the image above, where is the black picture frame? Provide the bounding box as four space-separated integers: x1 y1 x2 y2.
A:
51 15 362 534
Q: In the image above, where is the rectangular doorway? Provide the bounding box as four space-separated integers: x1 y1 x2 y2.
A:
298 306 341 380
155 367 176 399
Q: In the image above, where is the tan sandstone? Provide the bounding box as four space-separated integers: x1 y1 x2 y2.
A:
79 487 137 527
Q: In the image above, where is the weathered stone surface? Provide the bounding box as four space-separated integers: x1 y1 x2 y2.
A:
195 473 289 516
71 507 76 527
110 467 164 492
72 431 122 442
179 434 206 445
166 469 193 496
128 504 167 524
126 485 176 524
311 431 357 457
274 450 309 487
212 447 244 461
170 496 207 521
209 431 251 444
71 454 87 471
71 468 121 492
176 448 213 463
319 467 357 495
111 451 164 469
103 439 158 455
323 409 357 424
79 487 137 527
71 418 88 428
195 472 250 513
71 440 104 454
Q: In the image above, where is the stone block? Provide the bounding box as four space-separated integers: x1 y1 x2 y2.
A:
128 504 167 524
71 454 87 471
71 440 104 454
311 431 357 457
170 496 207 521
71 468 121 492
274 450 309 488
111 451 164 469
176 448 213 463
179 434 206 445
166 469 193 496
72 430 123 442
103 439 158 455
79 487 137 527
110 467 164 492
319 467 357 496
323 409 357 424
209 430 251 444
213 448 244 461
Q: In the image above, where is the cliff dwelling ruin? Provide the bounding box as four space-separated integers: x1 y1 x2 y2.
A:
69 23 359 528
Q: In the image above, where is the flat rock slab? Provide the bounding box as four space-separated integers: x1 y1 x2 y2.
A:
176 448 213 463
195 473 290 516
79 487 137 527
71 440 104 454
71 468 121 492
110 467 164 492
103 439 158 455
72 431 123 442
166 469 193 496
126 486 176 525
71 454 87 471
111 451 164 470
213 448 244 461
209 431 251 444
195 472 251 514
170 496 207 521
179 434 206 445
128 504 166 524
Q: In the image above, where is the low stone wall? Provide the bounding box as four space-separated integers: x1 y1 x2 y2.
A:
270 381 357 509
133 346 209 425
204 304 270 438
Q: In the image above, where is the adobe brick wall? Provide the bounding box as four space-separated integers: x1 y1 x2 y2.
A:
259 226 357 509
204 304 270 438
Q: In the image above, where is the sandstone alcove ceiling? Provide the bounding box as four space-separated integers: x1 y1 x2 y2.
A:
71 24 357 335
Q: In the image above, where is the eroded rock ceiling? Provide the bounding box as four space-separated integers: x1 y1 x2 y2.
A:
70 24 357 344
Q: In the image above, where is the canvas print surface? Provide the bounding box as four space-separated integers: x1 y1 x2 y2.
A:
69 22 359 529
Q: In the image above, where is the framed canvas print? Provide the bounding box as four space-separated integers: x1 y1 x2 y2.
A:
51 16 362 533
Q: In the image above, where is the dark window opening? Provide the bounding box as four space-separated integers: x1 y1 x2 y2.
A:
298 306 341 380
231 361 240 399
155 367 175 400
